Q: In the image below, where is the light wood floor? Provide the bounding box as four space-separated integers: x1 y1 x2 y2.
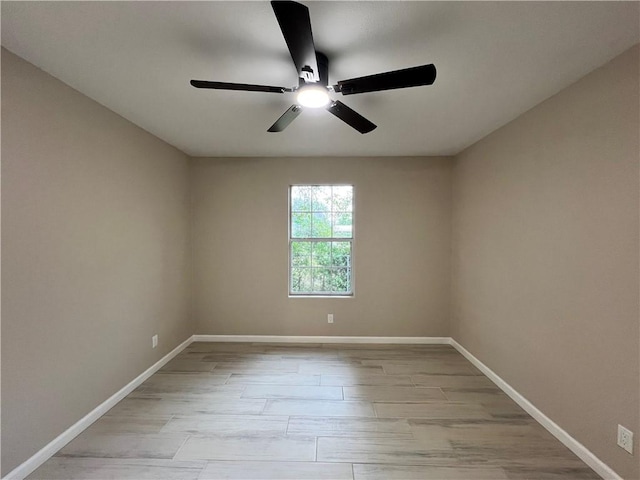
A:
28 343 599 480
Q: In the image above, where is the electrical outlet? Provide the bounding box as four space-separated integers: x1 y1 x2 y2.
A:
327 314 334 324
152 334 158 349
617 424 633 454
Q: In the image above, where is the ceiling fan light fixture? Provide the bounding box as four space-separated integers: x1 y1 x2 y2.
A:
296 85 330 108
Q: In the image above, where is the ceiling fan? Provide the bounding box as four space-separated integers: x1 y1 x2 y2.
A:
190 1 437 134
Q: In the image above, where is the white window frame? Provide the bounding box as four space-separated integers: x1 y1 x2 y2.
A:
288 184 354 297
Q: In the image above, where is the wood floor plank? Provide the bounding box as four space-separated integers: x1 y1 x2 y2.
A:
129 385 245 400
317 437 458 466
198 461 353 480
263 399 375 417
259 345 342 360
455 444 597 469
140 373 231 393
214 359 300 368
338 350 459 361
241 385 343 400
411 374 495 388
226 373 321 385
82 415 172 435
287 416 414 439
106 397 266 416
174 435 316 462
360 357 473 367
381 362 479 376
160 360 216 373
27 458 205 480
502 466 602 479
56 433 188 459
441 387 509 403
321 374 413 387
200 353 284 362
353 464 509 480
212 360 300 374
184 343 259 353
329 344 454 351
344 386 447 402
298 363 385 375
408 419 547 447
480 397 530 419
160 414 289 435
278 352 342 361
413 421 588 469
374 402 493 419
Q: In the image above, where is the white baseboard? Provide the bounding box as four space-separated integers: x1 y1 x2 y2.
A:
4 335 194 480
192 335 450 344
449 338 621 480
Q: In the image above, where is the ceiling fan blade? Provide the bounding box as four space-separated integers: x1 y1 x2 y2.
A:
190 80 290 93
335 64 436 95
271 1 319 82
326 101 376 134
267 105 303 132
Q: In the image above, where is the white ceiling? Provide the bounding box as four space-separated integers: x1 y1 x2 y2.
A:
2 1 639 157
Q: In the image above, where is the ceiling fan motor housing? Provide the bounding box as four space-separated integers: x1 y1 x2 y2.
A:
299 51 328 87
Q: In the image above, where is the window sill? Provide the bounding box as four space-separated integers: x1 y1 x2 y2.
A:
288 295 354 299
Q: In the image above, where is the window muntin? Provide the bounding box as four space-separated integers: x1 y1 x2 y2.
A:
289 185 353 296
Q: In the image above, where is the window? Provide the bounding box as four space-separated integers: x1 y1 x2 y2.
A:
289 185 353 296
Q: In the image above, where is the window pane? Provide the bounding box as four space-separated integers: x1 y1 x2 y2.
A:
332 268 351 292
333 186 353 212
291 267 311 292
332 212 353 238
331 242 351 267
291 213 311 238
291 186 312 212
312 186 332 212
311 268 333 293
312 242 332 267
311 212 332 238
291 241 311 266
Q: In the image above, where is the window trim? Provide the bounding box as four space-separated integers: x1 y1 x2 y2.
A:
288 184 355 298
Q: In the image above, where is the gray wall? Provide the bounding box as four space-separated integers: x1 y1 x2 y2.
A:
451 45 639 479
191 156 452 337
1 49 193 475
